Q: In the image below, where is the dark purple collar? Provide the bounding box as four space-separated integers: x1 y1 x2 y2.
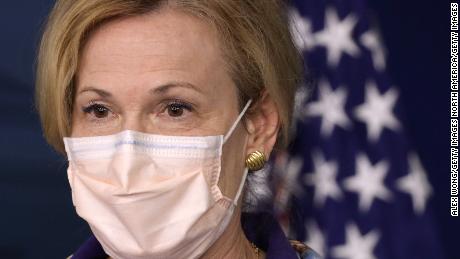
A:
71 212 298 259
71 235 106 259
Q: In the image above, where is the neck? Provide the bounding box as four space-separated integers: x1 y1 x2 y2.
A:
201 208 265 259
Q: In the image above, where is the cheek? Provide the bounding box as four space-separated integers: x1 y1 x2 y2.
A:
70 102 117 137
69 114 91 137
69 104 81 137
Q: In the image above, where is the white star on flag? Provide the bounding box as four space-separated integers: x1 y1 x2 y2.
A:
305 80 351 137
304 149 343 207
354 81 400 142
289 8 315 52
293 85 311 123
331 223 380 259
396 153 433 215
314 8 360 67
304 220 326 257
360 29 387 71
275 156 305 211
343 153 393 213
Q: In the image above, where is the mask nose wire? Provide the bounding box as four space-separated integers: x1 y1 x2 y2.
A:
223 99 253 143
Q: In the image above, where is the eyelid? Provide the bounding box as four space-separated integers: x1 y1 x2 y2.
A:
82 101 108 112
157 99 195 121
81 101 116 123
165 99 193 110
81 98 196 118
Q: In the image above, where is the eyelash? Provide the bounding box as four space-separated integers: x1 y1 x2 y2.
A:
81 99 194 121
161 99 193 118
81 101 113 123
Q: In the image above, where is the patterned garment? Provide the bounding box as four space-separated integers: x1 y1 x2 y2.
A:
69 212 321 259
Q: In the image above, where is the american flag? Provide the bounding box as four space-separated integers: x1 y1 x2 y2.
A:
270 1 444 258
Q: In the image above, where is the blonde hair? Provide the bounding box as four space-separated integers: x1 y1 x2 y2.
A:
35 0 304 154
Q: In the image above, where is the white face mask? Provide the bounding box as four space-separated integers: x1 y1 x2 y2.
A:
63 100 252 259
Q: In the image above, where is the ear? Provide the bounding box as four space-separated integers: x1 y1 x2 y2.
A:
245 91 280 161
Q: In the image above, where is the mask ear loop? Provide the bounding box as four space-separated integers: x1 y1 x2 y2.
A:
233 168 249 205
223 99 253 144
222 99 252 204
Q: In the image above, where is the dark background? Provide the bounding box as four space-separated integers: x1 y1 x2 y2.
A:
0 1 455 258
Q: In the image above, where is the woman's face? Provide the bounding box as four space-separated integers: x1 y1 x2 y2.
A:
72 7 249 197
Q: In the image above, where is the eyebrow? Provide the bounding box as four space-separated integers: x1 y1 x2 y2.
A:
78 87 112 97
150 82 204 95
78 81 204 97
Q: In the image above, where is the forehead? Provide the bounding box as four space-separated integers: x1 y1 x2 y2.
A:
78 7 229 91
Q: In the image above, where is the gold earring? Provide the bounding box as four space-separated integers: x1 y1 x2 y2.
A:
245 151 266 171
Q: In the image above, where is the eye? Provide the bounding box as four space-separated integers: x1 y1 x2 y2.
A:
165 101 192 118
82 103 110 119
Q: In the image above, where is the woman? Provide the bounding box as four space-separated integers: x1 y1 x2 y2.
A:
35 0 321 258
